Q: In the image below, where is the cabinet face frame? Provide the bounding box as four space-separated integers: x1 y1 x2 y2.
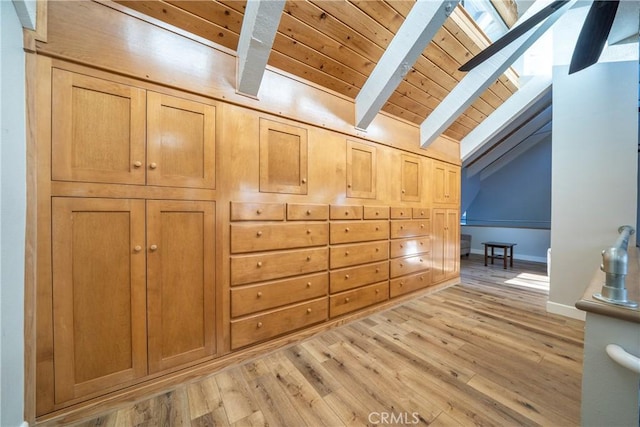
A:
259 118 308 194
346 140 377 199
401 154 421 202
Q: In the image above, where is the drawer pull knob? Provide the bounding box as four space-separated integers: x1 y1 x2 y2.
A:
375 289 380 294
306 308 312 314
375 227 379 231
306 210 311 215
421 224 424 228
345 274 350 279
420 276 424 281
400 244 404 248
375 248 379 252
400 263 404 268
399 282 404 287
401 211 405 215
306 229 311 234
257 322 263 328
306 282 312 288
257 209 263 215
134 245 142 252
420 259 423 262
345 228 350 232
400 226 404 230
256 231 263 237
257 291 263 298
375 211 380 216
257 261 263 267
301 178 307 184
345 211 349 216
345 251 349 256
347 184 352 188
149 162 157 169
376 268 380 273
150 244 158 251
402 189 406 194
133 161 142 168
420 242 424 245
306 256 311 261
345 297 350 303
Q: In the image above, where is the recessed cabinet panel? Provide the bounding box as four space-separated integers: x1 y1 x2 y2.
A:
401 154 421 202
433 161 460 205
147 92 216 189
51 197 147 403
259 119 308 194
346 140 376 199
51 69 146 185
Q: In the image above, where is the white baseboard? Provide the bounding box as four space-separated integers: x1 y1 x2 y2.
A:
21 422 29 427
469 248 547 264
546 301 586 321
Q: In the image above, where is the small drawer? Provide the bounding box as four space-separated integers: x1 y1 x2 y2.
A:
389 237 431 259
390 254 430 278
330 221 389 244
330 261 389 293
330 205 363 220
329 281 389 318
390 270 432 298
390 207 411 219
363 206 389 220
231 247 328 286
390 220 429 239
231 297 328 349
287 203 329 221
412 208 430 219
231 223 328 253
231 272 328 317
231 202 285 221
330 241 389 269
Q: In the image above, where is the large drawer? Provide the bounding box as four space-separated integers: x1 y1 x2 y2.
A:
389 237 431 259
231 247 328 285
330 261 389 293
231 297 328 349
390 220 429 239
329 281 389 318
389 254 430 278
231 272 328 317
330 221 389 244
231 223 328 253
330 241 389 269
287 203 329 221
390 270 432 298
231 202 285 221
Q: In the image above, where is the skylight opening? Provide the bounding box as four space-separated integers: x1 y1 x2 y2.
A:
461 0 509 42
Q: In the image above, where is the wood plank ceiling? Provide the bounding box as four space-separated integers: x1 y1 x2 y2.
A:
115 0 520 141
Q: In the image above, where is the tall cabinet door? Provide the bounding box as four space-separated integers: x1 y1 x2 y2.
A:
147 92 216 189
52 198 147 403
432 208 447 283
146 200 216 373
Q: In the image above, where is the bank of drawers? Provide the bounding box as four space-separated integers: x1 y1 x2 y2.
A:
389 207 432 297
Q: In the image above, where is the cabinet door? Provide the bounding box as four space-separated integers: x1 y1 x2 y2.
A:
259 119 308 194
147 200 216 373
447 166 460 205
52 198 147 403
401 154 421 202
445 209 460 278
432 208 446 283
51 69 146 185
147 92 216 189
346 140 376 199
433 161 447 203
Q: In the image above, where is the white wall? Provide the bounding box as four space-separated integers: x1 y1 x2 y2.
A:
461 226 550 263
1 2 27 426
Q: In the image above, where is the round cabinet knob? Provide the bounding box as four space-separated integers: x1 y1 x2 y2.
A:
257 261 263 267
420 276 424 281
256 231 263 237
421 224 424 228
306 282 312 288
150 244 158 251
257 291 263 298
376 268 380 273
375 248 379 252
345 251 350 256
301 178 307 184
347 184 352 188
375 289 380 294
345 274 350 279
400 244 404 248
419 258 423 263
402 189 406 194
345 297 350 303
375 227 379 231
399 282 404 287
306 256 311 261
401 211 405 216
133 161 142 168
306 210 312 216
400 226 404 230
149 162 157 170
345 228 350 232
134 245 142 252
375 211 380 216
306 308 312 314
306 229 311 234
257 322 263 328
256 209 263 215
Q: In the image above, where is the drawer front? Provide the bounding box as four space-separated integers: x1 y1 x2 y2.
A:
330 261 389 293
390 254 430 278
287 203 329 221
329 281 389 318
390 270 432 298
330 205 363 220
231 223 328 253
231 297 328 349
330 221 389 244
330 241 389 269
231 202 285 221
390 207 412 219
363 206 389 220
231 248 328 285
231 272 328 317
390 220 429 238
389 237 431 259
412 207 430 219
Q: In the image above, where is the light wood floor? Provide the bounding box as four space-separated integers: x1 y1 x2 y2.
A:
74 255 584 426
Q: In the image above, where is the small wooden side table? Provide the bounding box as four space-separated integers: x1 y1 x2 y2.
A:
482 242 517 269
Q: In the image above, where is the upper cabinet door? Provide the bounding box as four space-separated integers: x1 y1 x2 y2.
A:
259 118 308 194
433 160 460 205
51 69 146 185
147 92 216 189
346 140 377 199
401 154 421 202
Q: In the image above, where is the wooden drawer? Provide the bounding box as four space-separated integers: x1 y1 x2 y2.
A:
390 254 430 278
231 247 328 286
231 202 285 221
412 207 430 219
363 206 389 220
390 270 432 298
390 207 412 219
231 297 328 349
330 281 389 318
330 261 388 293
330 241 389 269
287 203 329 221
231 223 328 253
389 237 431 259
390 220 429 238
231 272 328 317
330 221 389 244
330 205 363 220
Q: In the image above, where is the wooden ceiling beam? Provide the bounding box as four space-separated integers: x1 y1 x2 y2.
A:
12 0 37 30
236 0 285 97
355 0 458 129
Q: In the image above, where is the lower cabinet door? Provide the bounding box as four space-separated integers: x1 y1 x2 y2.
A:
52 197 147 404
147 200 216 373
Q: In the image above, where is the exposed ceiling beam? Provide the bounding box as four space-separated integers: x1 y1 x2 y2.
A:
355 0 458 130
480 129 551 180
420 0 576 148
608 0 640 45
236 0 285 97
11 0 37 30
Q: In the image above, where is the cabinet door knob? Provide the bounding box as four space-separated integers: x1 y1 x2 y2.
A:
150 244 158 251
149 162 157 169
301 178 307 184
402 189 406 194
347 184 352 188
257 322 263 328
133 161 142 168
257 291 263 298
134 245 142 252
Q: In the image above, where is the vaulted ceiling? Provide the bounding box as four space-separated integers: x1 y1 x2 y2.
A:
115 0 521 142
